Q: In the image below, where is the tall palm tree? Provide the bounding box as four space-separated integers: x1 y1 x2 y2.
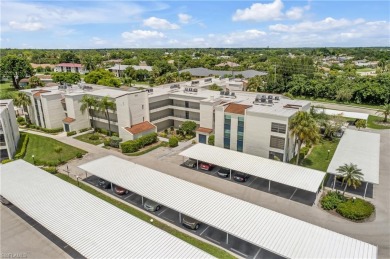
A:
80 95 98 131
336 163 364 197
97 96 116 136
13 92 32 123
376 103 390 123
289 111 320 165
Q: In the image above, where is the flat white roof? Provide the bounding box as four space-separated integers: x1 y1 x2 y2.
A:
180 144 324 193
327 129 380 184
0 160 212 259
79 155 377 259
314 108 369 120
88 88 130 98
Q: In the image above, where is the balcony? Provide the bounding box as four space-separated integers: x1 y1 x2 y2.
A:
151 114 200 124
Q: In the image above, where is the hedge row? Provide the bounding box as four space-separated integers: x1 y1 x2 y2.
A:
15 134 29 159
79 127 91 133
121 133 158 153
67 131 77 136
26 124 63 134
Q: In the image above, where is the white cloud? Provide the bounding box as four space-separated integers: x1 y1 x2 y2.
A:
91 37 107 45
9 21 45 31
178 13 192 24
143 17 179 30
232 0 284 21
269 17 365 32
121 30 165 42
286 7 304 20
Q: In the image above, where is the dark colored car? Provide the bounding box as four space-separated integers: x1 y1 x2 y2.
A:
97 178 111 189
199 162 213 171
114 185 129 195
233 172 250 182
184 159 197 168
182 215 200 230
217 167 230 178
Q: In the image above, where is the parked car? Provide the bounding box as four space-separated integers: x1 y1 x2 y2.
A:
0 195 10 205
114 185 129 195
143 200 161 212
182 215 200 230
217 167 230 178
199 162 213 171
97 178 111 189
233 172 250 182
184 159 196 168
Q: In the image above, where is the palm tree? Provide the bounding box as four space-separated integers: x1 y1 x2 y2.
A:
336 163 364 197
13 92 32 124
289 111 320 165
97 96 116 136
376 103 390 123
80 95 98 131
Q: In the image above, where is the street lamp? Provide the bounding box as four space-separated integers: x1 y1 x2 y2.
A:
150 218 154 224
326 149 330 160
32 154 35 165
76 176 80 187
353 196 356 203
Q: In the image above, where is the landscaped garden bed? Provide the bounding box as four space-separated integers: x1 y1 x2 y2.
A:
320 191 375 222
74 132 107 145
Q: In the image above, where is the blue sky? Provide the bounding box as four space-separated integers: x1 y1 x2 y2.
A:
0 0 389 48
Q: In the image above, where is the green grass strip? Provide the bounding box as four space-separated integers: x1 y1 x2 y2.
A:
367 115 390 129
54 173 235 259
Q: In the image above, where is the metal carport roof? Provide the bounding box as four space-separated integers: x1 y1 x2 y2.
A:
79 155 377 259
180 143 325 193
327 129 380 184
0 160 212 259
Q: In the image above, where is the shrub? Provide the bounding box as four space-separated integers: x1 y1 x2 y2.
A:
121 132 158 153
169 136 179 147
76 152 83 158
79 127 91 133
159 132 167 138
121 141 140 153
89 134 100 140
100 129 109 136
192 140 197 144
112 132 119 137
164 129 169 134
15 134 29 159
103 140 110 147
109 136 122 148
185 134 193 140
208 135 215 145
336 198 375 221
43 167 58 174
17 117 25 123
321 191 345 210
19 121 26 126
1 159 13 164
301 146 310 157
67 131 77 136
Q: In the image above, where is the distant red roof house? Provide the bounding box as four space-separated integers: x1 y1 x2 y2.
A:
57 63 83 68
55 63 87 74
196 127 213 134
32 90 51 97
125 121 156 135
63 117 75 123
224 103 252 115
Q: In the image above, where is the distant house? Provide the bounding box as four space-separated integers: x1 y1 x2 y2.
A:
54 63 88 74
216 61 240 68
107 64 153 77
18 75 54 88
179 67 267 79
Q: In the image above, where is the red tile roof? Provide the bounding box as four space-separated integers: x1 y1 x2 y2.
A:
125 121 156 135
20 78 29 83
57 63 83 68
196 127 213 134
32 90 50 97
224 103 252 115
63 117 75 123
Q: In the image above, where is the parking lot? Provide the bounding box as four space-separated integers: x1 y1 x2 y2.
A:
181 160 317 206
84 175 283 259
325 174 373 198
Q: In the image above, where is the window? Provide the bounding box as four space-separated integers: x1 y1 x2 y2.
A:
271 123 286 134
224 137 230 149
199 134 206 144
185 101 189 108
185 111 189 119
269 151 284 161
237 140 243 152
224 129 231 138
270 136 285 150
224 115 231 130
142 104 144 110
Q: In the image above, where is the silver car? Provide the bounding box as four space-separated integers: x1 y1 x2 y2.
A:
143 200 161 212
0 195 10 205
182 215 200 230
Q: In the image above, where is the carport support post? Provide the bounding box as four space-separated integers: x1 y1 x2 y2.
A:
141 196 144 205
332 175 336 190
363 182 368 198
268 180 271 192
229 169 232 180
226 233 229 245
179 213 182 223
111 183 113 191
196 160 199 170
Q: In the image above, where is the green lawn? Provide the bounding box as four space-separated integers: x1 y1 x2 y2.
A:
54 173 234 259
356 68 376 72
23 133 87 166
0 82 17 100
295 96 382 110
367 115 390 129
301 139 340 172
74 133 106 145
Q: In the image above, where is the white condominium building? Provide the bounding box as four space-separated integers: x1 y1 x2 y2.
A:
0 100 20 161
19 77 310 161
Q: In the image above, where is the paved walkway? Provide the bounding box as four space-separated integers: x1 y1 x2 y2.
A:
23 128 390 258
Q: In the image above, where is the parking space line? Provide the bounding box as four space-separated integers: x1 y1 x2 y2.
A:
124 193 134 200
158 208 168 216
200 226 210 236
246 177 257 186
289 188 298 200
205 236 221 244
253 248 262 259
162 216 175 223
230 248 248 258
